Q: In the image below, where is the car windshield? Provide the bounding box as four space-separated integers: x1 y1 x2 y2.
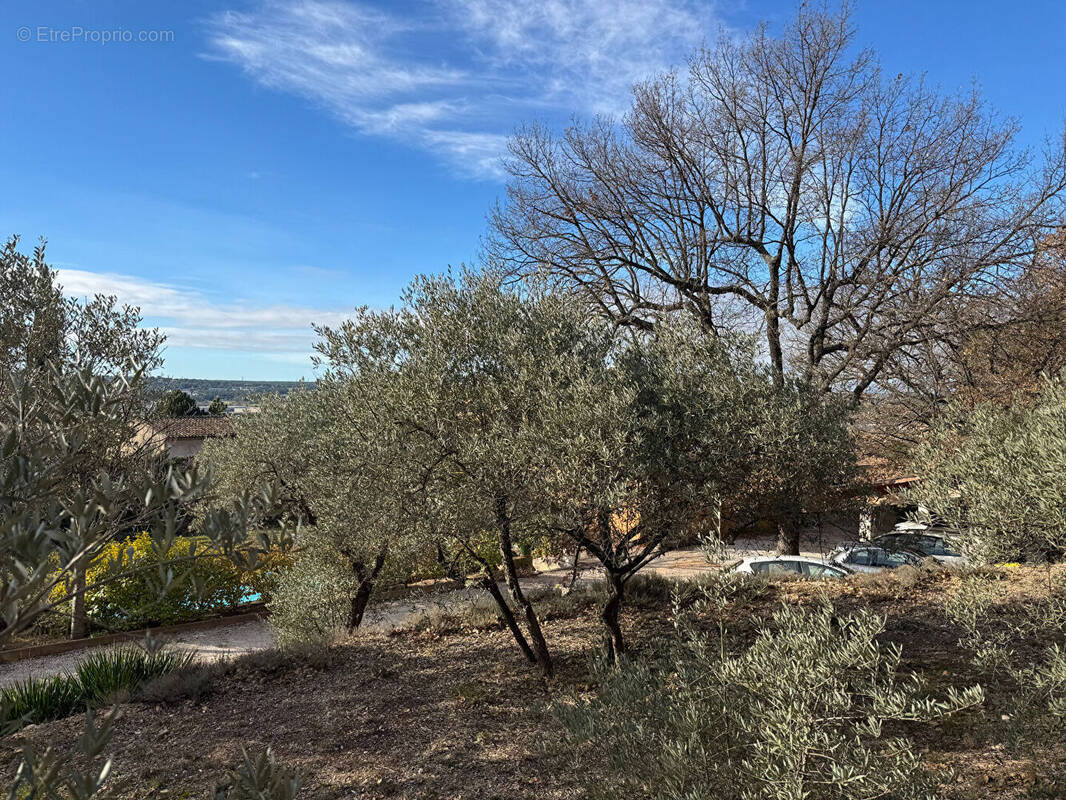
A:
803 562 845 579
752 560 802 575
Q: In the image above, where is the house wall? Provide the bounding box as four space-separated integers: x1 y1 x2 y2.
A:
165 439 204 459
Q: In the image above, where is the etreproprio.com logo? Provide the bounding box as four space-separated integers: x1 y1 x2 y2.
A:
16 26 175 44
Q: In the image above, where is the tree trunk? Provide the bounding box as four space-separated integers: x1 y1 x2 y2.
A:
345 548 387 632
479 575 537 665
776 519 801 556
69 566 87 640
435 542 537 665
496 496 553 676
347 581 374 632
602 571 626 662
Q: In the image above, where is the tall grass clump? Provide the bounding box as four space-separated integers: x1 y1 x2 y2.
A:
1 645 192 731
0 674 84 729
75 646 193 705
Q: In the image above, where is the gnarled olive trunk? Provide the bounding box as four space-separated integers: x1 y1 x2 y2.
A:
434 541 538 666
479 574 537 665
602 571 626 662
345 546 388 632
496 495 553 676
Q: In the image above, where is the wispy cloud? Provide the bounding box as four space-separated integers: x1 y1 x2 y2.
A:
205 0 720 178
450 0 712 115
56 267 347 357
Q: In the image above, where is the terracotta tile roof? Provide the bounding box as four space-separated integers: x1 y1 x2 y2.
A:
145 416 235 440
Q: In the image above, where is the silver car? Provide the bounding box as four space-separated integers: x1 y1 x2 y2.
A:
874 528 966 567
830 543 923 574
730 555 850 579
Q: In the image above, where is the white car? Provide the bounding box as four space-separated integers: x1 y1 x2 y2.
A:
729 555 850 579
829 543 923 574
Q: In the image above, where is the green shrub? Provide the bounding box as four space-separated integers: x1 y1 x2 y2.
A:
556 601 983 800
267 541 353 648
215 748 302 800
47 532 280 633
135 663 221 705
1 674 83 728
1 645 191 730
942 571 1066 745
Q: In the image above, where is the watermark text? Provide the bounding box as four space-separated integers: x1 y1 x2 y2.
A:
16 26 175 44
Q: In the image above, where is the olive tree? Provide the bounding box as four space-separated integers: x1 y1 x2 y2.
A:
541 323 855 659
910 377 1066 563
539 326 762 658
201 385 423 639
313 272 594 674
1 238 299 799
738 382 857 554
1 236 170 637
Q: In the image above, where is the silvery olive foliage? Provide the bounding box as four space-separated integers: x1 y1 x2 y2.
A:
0 364 289 647
201 384 426 644
942 570 1066 743
910 377 1066 563
2 235 168 639
1 236 299 800
556 601 983 800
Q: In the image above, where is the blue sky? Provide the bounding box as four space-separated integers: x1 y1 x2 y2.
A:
2 0 1064 380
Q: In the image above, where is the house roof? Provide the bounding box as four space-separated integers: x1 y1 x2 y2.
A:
145 416 236 441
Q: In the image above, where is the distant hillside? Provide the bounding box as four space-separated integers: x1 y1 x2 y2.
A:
146 377 314 405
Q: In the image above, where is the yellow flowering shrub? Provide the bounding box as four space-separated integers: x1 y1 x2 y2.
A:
49 532 288 632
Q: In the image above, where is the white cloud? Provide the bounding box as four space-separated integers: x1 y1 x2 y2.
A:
449 0 712 115
205 0 720 178
56 267 348 356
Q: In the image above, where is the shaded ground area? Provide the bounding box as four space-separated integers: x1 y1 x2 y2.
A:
4 565 1066 799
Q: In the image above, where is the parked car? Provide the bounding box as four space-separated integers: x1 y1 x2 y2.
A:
729 555 850 579
874 524 966 566
829 543 923 574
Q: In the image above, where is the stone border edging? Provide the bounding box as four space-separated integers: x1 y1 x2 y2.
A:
0 602 268 665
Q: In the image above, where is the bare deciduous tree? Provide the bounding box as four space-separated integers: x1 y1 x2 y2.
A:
489 4 1066 402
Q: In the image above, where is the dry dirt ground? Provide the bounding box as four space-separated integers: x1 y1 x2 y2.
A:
5 561 1066 799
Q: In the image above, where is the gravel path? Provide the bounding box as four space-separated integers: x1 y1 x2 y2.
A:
0 619 277 687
